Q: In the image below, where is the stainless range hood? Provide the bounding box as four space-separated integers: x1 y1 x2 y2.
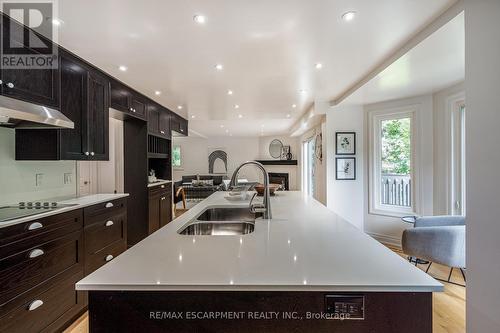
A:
0 95 74 129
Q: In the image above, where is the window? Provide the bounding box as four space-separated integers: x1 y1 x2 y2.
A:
302 138 316 197
450 102 466 215
172 145 182 168
369 108 416 216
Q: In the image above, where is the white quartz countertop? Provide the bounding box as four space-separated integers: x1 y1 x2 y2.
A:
76 191 442 292
0 193 129 228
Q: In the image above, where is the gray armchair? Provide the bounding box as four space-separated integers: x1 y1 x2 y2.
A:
402 215 466 286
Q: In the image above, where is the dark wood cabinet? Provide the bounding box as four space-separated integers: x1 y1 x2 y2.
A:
110 80 147 120
15 51 109 161
148 103 171 138
0 199 128 333
148 184 173 234
170 112 188 136
0 15 60 108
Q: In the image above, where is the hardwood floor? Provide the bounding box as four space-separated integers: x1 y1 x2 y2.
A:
65 244 465 333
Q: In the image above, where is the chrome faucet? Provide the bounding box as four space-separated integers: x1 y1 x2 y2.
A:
230 161 272 219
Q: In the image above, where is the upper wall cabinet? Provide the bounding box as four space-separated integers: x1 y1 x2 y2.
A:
16 50 109 161
170 112 188 136
110 80 147 120
147 103 171 138
0 15 60 107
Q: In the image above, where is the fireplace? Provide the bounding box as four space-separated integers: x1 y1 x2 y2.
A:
268 172 289 191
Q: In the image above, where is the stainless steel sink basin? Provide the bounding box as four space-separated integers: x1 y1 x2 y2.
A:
178 207 261 236
196 207 260 222
178 221 255 235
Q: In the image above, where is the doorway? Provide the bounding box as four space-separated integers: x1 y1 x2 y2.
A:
302 138 316 197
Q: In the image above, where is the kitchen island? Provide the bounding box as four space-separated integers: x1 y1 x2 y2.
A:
77 191 442 332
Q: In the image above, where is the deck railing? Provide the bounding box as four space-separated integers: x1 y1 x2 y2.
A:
381 174 411 207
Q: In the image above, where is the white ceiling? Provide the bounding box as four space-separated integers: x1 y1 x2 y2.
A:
56 0 456 137
341 11 464 105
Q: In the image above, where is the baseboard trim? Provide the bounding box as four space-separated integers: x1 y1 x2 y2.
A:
367 232 402 248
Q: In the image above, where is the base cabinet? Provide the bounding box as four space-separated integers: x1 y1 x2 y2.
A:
0 198 127 333
148 184 173 234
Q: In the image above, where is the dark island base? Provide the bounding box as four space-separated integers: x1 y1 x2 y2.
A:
89 291 432 333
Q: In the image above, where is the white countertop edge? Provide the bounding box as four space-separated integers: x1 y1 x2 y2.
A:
148 180 173 188
0 193 129 228
76 283 443 293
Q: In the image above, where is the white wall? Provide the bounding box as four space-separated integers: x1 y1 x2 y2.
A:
433 81 465 215
172 136 261 183
0 127 76 205
465 0 500 331
298 121 327 205
363 95 434 245
325 105 364 230
173 135 301 190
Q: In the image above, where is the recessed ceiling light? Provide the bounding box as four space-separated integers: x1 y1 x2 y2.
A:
261 124 265 128
292 104 297 108
299 89 307 94
238 114 243 119
227 90 233 95
220 124 225 128
315 63 323 69
52 18 64 26
118 65 128 72
193 15 206 24
225 129 229 133
234 104 240 109
177 105 183 110
154 91 161 95
191 115 196 119
286 114 291 118
229 134 233 137
215 64 223 71
342 11 356 22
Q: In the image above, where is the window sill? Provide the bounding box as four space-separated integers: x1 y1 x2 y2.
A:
369 207 417 219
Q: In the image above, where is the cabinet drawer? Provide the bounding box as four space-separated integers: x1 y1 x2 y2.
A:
148 183 171 197
0 209 83 258
0 270 85 333
0 231 83 311
83 198 127 222
85 240 126 275
85 210 126 254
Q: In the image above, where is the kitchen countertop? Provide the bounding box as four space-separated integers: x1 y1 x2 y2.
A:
0 193 129 229
147 179 172 188
76 191 442 292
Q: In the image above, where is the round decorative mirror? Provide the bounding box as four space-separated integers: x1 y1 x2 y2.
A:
269 139 283 159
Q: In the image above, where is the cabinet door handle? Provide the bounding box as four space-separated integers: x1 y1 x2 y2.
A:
28 300 44 311
160 185 165 188
90 152 95 156
28 222 43 230
28 249 45 258
161 197 166 201
105 220 114 227
160 130 165 134
105 254 114 262
0 79 3 84
105 202 114 208
6 82 14 88
84 152 90 156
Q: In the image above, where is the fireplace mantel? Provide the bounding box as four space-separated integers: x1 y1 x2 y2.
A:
255 160 298 166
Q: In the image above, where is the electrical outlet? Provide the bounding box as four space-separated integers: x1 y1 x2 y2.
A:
64 173 72 184
35 173 44 187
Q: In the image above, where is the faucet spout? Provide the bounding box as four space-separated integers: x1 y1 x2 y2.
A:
230 161 272 219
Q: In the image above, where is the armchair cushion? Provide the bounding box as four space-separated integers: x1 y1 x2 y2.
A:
414 215 465 228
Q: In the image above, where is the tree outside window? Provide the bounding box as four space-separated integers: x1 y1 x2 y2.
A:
172 145 182 168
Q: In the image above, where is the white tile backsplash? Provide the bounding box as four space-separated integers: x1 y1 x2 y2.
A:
0 127 77 205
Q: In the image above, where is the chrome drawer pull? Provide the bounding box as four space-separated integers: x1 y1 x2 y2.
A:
105 254 114 262
105 202 114 208
6 82 14 88
28 222 43 230
28 300 43 311
105 220 114 227
161 197 166 201
160 185 165 188
29 249 44 258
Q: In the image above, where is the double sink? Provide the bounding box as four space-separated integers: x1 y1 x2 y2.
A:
178 207 262 236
